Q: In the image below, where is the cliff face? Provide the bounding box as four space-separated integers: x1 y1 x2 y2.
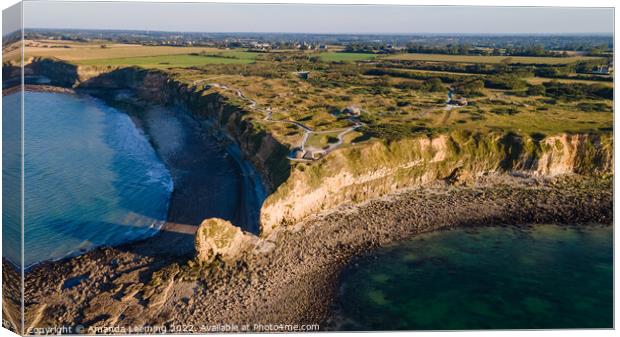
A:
21 59 614 237
259 131 613 234
20 58 290 195
77 67 291 192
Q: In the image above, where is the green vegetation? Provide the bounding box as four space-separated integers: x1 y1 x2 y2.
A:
306 131 343 149
319 52 378 62
384 53 603 65
24 39 613 150
543 81 613 101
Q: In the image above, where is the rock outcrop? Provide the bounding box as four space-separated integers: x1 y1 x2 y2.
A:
194 218 256 264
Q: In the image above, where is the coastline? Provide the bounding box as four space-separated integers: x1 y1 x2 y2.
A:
2 85 265 269
2 84 76 96
3 84 613 332
19 174 612 331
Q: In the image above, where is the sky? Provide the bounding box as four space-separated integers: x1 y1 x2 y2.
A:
3 2 21 37
19 2 614 34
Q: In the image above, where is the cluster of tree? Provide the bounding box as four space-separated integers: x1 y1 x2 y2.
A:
585 45 613 56
364 68 465 84
483 75 528 91
409 35 612 54
453 79 485 96
502 45 567 57
535 70 612 83
195 62 290 79
405 43 476 55
378 60 499 75
526 84 546 96
576 102 611 113
542 81 613 101
343 43 398 54
391 78 444 92
575 60 606 72
404 43 571 57
359 115 430 141
491 106 519 115
379 59 614 84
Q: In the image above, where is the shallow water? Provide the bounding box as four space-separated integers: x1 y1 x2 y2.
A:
4 92 174 267
333 225 613 330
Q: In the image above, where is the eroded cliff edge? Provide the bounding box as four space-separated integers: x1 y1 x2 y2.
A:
261 131 612 233
22 58 614 237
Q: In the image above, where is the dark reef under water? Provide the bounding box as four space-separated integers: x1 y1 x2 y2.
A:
332 224 612 330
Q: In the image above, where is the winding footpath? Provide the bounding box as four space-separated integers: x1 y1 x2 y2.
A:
204 82 365 161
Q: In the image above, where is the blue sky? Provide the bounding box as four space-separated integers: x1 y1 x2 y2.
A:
22 2 614 34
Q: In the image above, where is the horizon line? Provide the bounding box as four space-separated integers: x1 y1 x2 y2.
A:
22 28 615 36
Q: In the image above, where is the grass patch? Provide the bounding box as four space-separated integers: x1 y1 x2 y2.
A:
319 52 378 62
306 131 343 149
384 53 602 65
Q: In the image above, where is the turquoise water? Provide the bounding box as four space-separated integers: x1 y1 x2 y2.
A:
333 225 613 330
4 91 174 267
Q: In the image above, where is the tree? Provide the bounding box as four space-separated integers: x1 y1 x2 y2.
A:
423 78 444 92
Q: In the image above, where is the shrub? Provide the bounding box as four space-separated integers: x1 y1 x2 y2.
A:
527 84 546 96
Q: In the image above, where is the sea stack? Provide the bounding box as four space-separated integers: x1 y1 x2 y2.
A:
195 218 252 265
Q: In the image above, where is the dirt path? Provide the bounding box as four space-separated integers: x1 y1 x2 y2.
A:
203 82 365 160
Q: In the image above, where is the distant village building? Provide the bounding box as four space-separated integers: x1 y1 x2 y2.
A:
592 65 612 75
250 41 271 51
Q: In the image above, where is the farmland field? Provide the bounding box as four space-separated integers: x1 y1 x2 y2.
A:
19 40 261 65
13 39 614 142
74 54 256 68
22 41 223 61
384 53 602 64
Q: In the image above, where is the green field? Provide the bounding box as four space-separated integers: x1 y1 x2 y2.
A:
76 54 257 68
306 131 343 149
384 53 602 65
319 52 378 62
200 51 263 60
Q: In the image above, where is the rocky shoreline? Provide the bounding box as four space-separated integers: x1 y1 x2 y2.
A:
2 82 614 333
2 85 266 333
18 174 612 332
2 84 76 96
